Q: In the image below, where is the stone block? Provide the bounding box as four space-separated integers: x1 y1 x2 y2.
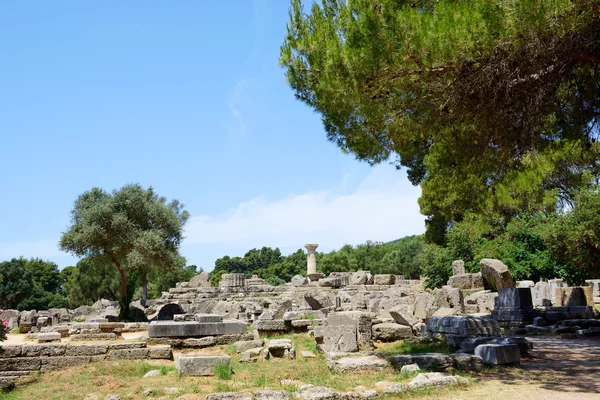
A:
255 319 287 332
109 348 149 360
188 272 210 288
148 346 173 360
182 337 217 348
176 354 231 376
205 393 252 400
451 353 484 371
475 344 520 365
40 356 91 371
22 344 67 357
255 390 291 400
234 339 265 353
389 353 454 372
148 320 248 338
517 280 535 288
327 355 389 373
64 345 108 357
452 260 465 275
480 259 514 291
373 275 396 285
0 345 22 358
304 291 333 310
389 304 419 326
194 314 224 323
408 372 463 390
555 287 594 307
70 333 117 341
291 275 308 287
448 274 473 290
322 325 358 352
532 281 551 307
494 288 534 309
350 271 370 285
0 358 41 371
372 323 412 341
107 343 146 350
326 311 374 351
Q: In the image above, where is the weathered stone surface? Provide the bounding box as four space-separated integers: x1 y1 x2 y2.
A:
452 260 465 275
107 343 146 350
0 345 22 358
350 271 370 286
480 259 514 291
41 356 91 371
255 319 286 332
413 293 436 320
70 333 117 341
432 307 459 318
148 346 173 360
327 355 389 373
373 275 395 285
383 384 407 394
205 393 252 400
182 337 217 348
517 280 535 288
291 275 308 287
22 344 67 357
283 310 326 322
408 372 464 389
372 323 412 341
555 286 594 307
448 274 474 290
426 316 502 337
451 353 484 371
148 320 247 338
267 339 293 350
254 390 291 400
400 363 420 375
304 291 333 310
109 348 149 360
326 311 374 351
389 304 419 327
475 344 520 365
65 345 108 357
188 272 210 288
176 355 231 376
300 387 338 400
389 353 454 372
234 339 265 353
532 281 552 307
322 326 358 352
194 314 224 323
0 357 41 371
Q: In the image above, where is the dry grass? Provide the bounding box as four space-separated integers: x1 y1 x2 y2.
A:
8 334 593 400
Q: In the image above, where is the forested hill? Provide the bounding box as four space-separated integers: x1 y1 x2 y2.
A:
209 235 425 286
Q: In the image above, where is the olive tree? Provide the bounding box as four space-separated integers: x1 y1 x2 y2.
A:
59 184 189 320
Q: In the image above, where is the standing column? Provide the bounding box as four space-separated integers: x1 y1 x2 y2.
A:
305 244 319 276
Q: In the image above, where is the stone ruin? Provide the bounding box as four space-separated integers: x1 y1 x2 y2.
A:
3 244 600 395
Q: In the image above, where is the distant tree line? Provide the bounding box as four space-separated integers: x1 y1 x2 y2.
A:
0 256 198 311
209 235 425 286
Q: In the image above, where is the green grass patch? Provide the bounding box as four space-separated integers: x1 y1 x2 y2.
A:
379 339 452 355
160 365 175 375
214 361 233 380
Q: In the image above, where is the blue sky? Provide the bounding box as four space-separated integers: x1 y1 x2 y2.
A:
0 1 425 271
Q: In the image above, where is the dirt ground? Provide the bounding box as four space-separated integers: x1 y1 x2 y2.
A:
429 336 600 400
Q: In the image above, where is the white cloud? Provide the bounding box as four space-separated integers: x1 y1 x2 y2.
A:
183 166 425 261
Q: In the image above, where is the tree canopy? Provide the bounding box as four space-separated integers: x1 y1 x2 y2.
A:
59 184 189 320
281 0 600 238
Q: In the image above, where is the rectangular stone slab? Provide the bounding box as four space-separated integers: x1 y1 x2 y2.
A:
176 355 230 376
148 320 247 338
